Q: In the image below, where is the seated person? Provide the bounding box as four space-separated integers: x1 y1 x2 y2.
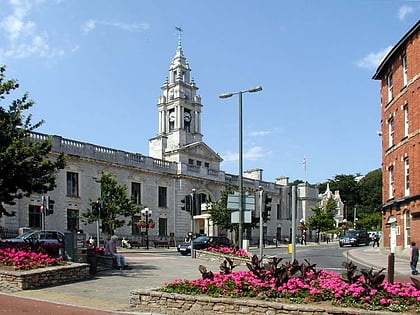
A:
105 235 131 270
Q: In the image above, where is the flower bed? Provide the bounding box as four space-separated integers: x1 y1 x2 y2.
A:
155 256 420 313
0 247 64 270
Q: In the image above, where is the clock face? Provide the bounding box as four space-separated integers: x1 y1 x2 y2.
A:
169 112 176 122
184 112 191 122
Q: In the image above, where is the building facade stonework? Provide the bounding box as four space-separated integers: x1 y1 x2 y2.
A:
373 20 420 258
1 38 319 246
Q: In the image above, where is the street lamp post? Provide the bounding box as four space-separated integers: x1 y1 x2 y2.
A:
141 208 152 250
219 86 262 249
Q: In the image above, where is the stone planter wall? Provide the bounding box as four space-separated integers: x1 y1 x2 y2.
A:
195 250 250 265
129 289 395 315
0 263 90 292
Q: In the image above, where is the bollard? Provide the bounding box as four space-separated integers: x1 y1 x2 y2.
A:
288 244 293 254
388 253 394 283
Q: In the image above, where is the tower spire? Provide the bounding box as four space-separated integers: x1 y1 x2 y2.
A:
175 26 183 51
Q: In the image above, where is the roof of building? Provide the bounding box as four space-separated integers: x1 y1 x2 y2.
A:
372 20 419 80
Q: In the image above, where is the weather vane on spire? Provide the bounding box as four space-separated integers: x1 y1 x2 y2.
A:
175 26 183 50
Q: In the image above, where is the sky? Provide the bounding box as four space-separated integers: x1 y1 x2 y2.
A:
0 0 419 185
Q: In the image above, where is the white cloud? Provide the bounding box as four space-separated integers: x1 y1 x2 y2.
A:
0 0 64 60
249 130 271 137
82 19 150 34
355 46 393 69
222 146 267 162
398 5 414 20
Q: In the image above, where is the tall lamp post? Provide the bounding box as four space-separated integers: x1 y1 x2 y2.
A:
141 208 152 250
219 86 263 249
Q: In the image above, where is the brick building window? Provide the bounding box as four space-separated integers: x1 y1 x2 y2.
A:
131 182 141 204
66 172 79 197
388 117 394 147
158 186 167 208
404 105 409 137
402 54 408 87
404 157 410 196
387 72 393 102
388 166 394 199
404 210 410 248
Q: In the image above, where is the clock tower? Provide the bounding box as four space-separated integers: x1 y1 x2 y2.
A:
149 30 222 167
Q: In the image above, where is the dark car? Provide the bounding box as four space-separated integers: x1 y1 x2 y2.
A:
177 236 232 255
339 230 370 247
3 230 64 245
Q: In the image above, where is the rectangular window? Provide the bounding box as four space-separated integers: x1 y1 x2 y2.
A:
188 159 194 165
67 209 79 231
388 117 394 147
196 160 202 167
404 158 410 196
158 218 167 237
276 204 281 219
388 166 394 199
204 162 209 168
158 186 167 208
28 205 42 228
404 105 409 137
131 182 141 204
387 72 393 102
402 54 408 87
132 215 141 235
66 172 79 197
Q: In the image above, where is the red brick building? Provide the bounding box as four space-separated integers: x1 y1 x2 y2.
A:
373 20 419 258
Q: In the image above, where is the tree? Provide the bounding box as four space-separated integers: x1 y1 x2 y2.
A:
0 66 65 217
82 172 143 236
307 205 336 243
358 168 382 213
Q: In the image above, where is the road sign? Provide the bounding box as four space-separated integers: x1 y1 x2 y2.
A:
227 192 255 223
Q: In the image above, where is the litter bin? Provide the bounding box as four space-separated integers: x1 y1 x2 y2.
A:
86 247 97 275
288 244 293 254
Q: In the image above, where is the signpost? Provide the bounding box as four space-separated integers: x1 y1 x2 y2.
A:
227 192 254 223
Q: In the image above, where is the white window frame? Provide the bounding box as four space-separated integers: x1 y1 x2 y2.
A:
388 117 394 147
404 157 410 196
388 165 394 199
402 54 408 87
404 105 409 137
404 210 411 248
387 72 393 102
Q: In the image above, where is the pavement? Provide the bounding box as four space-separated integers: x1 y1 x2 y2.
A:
0 243 415 314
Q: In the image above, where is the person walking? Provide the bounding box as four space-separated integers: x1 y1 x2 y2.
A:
372 233 380 248
410 242 419 275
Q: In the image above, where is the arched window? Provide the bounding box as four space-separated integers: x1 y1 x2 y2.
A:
404 210 411 248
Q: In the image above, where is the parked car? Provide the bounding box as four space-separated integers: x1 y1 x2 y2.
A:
339 230 370 247
2 230 64 245
177 236 232 255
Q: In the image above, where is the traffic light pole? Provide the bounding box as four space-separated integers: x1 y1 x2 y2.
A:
259 188 264 260
191 189 196 258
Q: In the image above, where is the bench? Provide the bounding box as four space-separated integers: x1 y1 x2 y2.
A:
153 239 170 248
128 240 142 248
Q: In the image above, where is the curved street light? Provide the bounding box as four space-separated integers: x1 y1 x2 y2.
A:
219 86 263 249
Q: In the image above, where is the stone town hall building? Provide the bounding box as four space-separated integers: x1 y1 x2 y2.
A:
373 20 419 258
1 37 320 245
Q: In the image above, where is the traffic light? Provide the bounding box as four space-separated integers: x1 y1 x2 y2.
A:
262 193 272 222
92 202 100 217
46 198 55 215
191 193 201 216
181 195 191 213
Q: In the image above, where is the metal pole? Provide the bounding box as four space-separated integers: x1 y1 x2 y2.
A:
145 212 149 250
291 186 297 262
238 91 243 249
259 189 264 260
191 189 195 258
